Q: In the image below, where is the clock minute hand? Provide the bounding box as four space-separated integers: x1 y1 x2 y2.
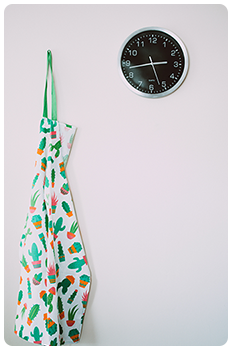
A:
149 56 160 85
129 61 168 69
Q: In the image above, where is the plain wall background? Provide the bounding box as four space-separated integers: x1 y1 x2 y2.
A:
4 4 228 346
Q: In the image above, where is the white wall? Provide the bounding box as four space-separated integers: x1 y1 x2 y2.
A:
4 4 228 346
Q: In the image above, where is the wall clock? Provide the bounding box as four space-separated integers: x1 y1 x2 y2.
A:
118 27 189 98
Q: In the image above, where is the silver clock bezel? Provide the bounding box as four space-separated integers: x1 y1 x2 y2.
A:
118 26 189 98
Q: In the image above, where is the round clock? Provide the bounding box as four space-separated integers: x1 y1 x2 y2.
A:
118 27 189 98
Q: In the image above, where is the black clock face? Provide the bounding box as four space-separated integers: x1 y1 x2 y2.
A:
119 27 189 98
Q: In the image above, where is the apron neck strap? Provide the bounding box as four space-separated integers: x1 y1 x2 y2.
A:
43 50 57 121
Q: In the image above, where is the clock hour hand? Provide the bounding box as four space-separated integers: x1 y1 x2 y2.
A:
129 61 167 69
149 56 160 85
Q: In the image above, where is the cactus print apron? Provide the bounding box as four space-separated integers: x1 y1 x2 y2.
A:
14 50 91 346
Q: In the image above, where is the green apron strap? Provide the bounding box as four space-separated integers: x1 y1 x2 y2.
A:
43 50 57 121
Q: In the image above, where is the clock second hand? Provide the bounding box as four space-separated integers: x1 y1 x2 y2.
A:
148 56 160 85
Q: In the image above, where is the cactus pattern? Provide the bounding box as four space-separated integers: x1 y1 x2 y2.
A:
45 213 49 237
67 289 78 304
33 273 42 285
44 313 57 335
27 278 32 299
68 328 80 342
20 228 32 247
30 326 43 343
37 137 46 155
19 325 29 341
57 276 75 295
47 292 54 313
68 242 82 254
28 243 42 262
61 182 69 195
21 303 27 319
48 155 54 163
50 140 62 158
27 304 40 326
41 157 47 171
62 201 73 217
32 173 39 188
44 176 49 188
57 296 65 319
68 256 87 273
53 217 65 239
59 161 66 179
50 338 58 346
51 168 56 188
58 241 65 262
15 53 91 345
38 232 47 252
20 255 30 273
40 118 50 133
18 290 23 305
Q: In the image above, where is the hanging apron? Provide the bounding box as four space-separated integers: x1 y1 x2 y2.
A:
14 50 91 346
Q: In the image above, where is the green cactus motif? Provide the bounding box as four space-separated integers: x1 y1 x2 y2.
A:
50 338 58 346
45 213 49 236
41 157 47 171
60 183 69 195
68 242 82 255
57 275 75 295
68 328 80 343
39 290 47 307
62 201 73 217
67 221 79 239
60 338 65 346
50 140 62 158
20 228 32 247
53 217 66 239
51 168 56 188
30 326 43 343
57 296 64 319
27 304 40 325
67 289 78 304
37 137 46 154
67 304 79 322
19 325 29 341
40 118 50 133
20 254 30 273
58 241 65 262
17 290 23 305
20 303 27 319
44 313 57 335
30 190 40 209
48 293 54 313
68 256 87 273
28 243 42 262
33 272 42 285
27 278 32 299
31 214 42 229
42 200 46 211
32 173 39 188
44 176 49 188
38 232 47 252
48 156 54 163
